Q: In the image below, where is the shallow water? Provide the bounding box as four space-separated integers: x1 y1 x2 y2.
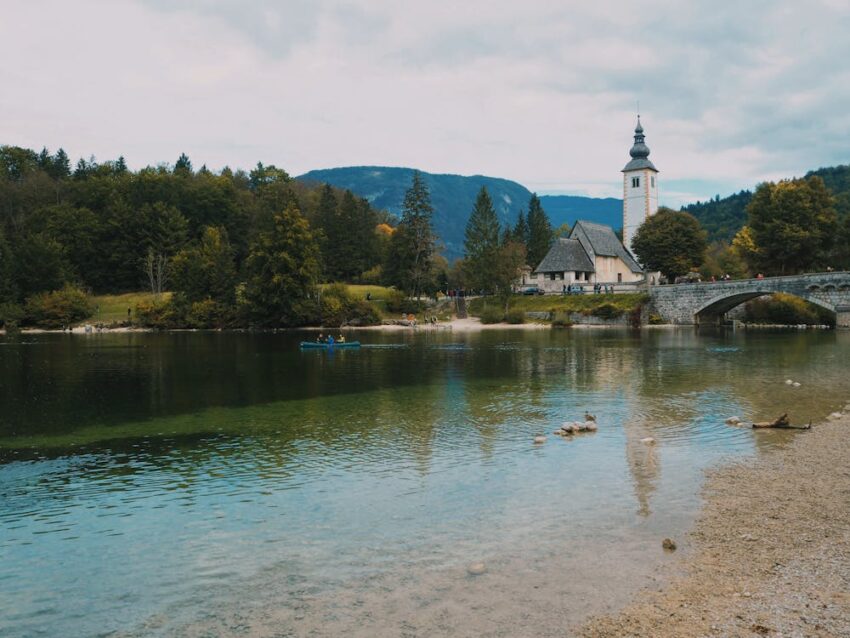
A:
1 328 848 637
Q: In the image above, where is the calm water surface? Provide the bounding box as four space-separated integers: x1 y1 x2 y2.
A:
1 328 849 637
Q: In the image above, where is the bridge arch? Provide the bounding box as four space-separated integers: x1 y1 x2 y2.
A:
694 290 836 323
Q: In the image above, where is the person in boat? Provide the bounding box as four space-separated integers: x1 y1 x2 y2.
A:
338 334 345 343
327 334 335 345
317 333 324 343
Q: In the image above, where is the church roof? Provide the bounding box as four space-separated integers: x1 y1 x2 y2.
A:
571 220 644 273
622 116 658 172
534 237 594 273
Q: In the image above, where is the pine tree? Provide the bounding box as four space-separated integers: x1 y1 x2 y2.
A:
513 210 529 244
463 187 501 291
174 153 193 175
396 171 435 298
115 156 128 174
53 149 71 178
526 194 553 268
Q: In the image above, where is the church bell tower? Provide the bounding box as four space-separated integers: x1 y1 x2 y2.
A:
622 116 659 252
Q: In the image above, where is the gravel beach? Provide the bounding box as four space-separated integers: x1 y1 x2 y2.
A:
580 414 850 637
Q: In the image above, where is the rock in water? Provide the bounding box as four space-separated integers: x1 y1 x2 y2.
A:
585 422 598 432
662 538 677 551
725 416 741 425
467 562 487 576
533 435 546 444
792 382 801 387
785 379 794 385
560 423 576 434
640 437 656 445
574 422 587 432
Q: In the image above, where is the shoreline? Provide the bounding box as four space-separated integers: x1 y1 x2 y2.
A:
579 411 850 637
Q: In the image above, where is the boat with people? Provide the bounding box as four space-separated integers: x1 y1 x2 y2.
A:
299 340 361 349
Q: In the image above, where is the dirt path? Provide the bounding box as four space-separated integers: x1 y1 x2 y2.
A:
580 414 850 637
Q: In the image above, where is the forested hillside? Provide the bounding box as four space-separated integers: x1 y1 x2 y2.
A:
299 166 623 256
682 164 850 242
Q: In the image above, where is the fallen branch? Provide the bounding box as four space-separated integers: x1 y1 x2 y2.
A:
752 413 810 430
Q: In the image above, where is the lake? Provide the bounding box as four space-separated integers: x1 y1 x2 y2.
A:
2 328 849 637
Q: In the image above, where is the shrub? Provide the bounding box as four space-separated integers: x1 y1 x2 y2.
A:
24 285 93 329
589 302 624 320
186 299 235 329
648 313 665 325
551 311 572 327
505 308 526 324
479 306 504 324
385 289 425 315
0 302 24 330
743 293 830 326
320 284 381 327
135 298 183 329
356 265 383 285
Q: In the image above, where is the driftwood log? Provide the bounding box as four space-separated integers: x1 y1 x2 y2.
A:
752 413 811 430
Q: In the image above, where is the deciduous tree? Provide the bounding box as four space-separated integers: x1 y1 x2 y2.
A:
632 208 707 282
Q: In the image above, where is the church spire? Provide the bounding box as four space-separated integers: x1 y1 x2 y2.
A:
623 115 657 172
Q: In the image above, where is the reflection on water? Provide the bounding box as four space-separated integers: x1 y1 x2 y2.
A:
1 329 849 637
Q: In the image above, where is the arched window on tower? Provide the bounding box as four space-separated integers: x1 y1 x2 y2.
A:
631 177 640 188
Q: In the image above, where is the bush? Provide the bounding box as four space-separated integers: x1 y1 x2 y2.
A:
479 306 504 324
648 313 665 325
135 298 183 329
186 299 235 329
505 308 526 324
551 311 573 328
0 302 24 330
744 293 830 326
24 285 93 329
356 265 383 285
589 302 624 320
385 289 425 315
320 284 381 327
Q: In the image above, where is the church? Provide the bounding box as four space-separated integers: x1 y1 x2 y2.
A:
530 117 659 293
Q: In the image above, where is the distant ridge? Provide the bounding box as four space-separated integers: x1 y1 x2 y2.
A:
298 166 623 258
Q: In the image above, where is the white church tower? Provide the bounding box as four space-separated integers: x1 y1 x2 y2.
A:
622 116 659 252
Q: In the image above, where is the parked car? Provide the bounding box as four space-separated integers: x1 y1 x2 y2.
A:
521 286 545 296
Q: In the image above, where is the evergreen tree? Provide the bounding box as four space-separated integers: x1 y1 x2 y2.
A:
315 184 339 279
396 171 435 298
513 210 529 244
174 153 193 176
114 156 128 174
242 203 321 326
526 194 553 268
463 186 501 291
53 149 71 178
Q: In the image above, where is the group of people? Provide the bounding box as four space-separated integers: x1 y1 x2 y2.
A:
315 333 345 344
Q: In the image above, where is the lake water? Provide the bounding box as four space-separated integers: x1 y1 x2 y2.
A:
2 328 849 637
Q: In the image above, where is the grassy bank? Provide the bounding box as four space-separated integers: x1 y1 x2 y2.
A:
90 292 172 324
469 293 649 319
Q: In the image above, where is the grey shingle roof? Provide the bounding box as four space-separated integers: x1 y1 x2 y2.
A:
571 220 644 273
622 157 657 172
534 238 594 273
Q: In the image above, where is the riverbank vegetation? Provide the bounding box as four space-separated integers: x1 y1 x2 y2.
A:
742 293 835 327
469 292 648 324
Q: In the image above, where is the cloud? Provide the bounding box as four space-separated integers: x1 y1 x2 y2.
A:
1 0 848 207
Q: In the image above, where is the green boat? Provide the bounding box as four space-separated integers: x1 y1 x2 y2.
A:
300 341 361 349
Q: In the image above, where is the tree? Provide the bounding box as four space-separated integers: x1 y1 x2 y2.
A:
0 226 17 303
144 249 169 297
631 208 707 282
392 171 435 298
174 153 193 176
513 210 529 244
745 176 837 275
492 241 527 310
242 203 321 326
463 187 501 291
526 194 552 268
171 226 237 303
53 149 71 178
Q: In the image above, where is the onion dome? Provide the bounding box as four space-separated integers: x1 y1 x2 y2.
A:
622 116 658 172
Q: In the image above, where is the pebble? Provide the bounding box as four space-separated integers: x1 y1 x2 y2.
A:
662 538 677 551
467 562 487 576
793 382 801 387
725 416 742 425
533 435 546 444
641 437 656 445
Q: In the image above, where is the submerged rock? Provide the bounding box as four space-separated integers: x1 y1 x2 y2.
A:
640 437 656 445
533 435 546 444
792 382 801 387
467 562 487 576
585 421 598 432
725 416 742 425
662 538 677 551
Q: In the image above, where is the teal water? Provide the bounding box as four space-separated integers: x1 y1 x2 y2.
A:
1 329 849 637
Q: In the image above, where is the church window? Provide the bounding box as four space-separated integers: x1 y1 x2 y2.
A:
631 176 640 188
651 176 655 188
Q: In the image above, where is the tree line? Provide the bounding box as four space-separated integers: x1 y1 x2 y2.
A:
0 146 449 328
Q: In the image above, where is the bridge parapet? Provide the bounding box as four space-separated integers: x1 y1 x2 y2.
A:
648 271 850 325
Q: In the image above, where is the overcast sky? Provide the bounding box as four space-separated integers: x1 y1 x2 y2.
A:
2 0 849 206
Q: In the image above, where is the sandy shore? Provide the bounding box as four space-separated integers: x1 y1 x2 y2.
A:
580 412 850 637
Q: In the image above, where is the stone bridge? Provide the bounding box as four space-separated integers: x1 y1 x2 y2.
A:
649 272 850 328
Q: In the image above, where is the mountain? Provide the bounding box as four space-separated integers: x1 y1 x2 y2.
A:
682 164 850 243
298 166 623 258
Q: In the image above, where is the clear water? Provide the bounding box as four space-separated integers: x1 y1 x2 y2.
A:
1 328 848 637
